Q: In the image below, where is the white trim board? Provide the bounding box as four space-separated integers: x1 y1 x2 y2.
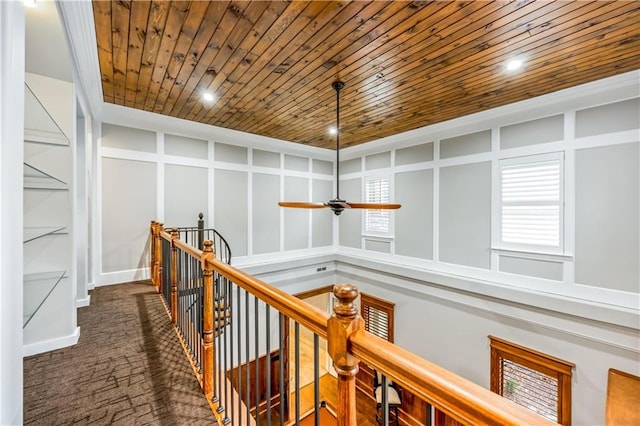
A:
76 295 90 308
334 250 639 329
96 268 151 287
23 326 80 357
336 261 639 354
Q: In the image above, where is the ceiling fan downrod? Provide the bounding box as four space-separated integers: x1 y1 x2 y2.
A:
331 80 345 213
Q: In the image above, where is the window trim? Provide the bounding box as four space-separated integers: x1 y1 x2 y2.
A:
360 293 395 343
496 152 565 255
363 174 394 238
489 335 574 426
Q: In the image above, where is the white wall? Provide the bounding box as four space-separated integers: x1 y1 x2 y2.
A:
0 2 24 423
93 107 336 286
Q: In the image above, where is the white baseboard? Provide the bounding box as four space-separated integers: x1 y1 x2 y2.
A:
96 267 150 287
23 326 80 357
76 295 91 307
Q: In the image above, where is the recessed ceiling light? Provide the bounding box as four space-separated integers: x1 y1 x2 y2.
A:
328 126 337 135
23 0 37 8
202 92 214 103
506 59 524 71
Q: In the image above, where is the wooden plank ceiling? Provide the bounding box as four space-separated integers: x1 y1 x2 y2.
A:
93 1 640 149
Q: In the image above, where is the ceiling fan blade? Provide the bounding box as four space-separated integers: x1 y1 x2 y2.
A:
346 202 402 210
278 201 328 209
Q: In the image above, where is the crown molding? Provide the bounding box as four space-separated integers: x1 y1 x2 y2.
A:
56 0 103 118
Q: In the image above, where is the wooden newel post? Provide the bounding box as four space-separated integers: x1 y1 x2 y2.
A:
156 223 164 293
328 284 364 426
201 240 215 398
170 228 179 324
150 221 157 287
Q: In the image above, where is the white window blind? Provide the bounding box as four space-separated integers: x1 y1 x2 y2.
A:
500 153 563 250
365 176 390 234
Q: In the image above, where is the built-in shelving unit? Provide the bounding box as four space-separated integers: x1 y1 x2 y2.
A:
24 80 69 146
22 73 75 353
23 271 67 328
23 162 68 190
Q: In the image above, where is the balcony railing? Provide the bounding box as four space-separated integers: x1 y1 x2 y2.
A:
150 220 555 426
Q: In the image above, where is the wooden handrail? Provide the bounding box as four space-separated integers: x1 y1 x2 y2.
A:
350 330 557 426
204 256 330 339
161 229 204 261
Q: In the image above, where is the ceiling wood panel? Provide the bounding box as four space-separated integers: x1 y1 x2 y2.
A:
93 1 640 149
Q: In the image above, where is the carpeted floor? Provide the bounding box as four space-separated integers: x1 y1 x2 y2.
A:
24 281 216 425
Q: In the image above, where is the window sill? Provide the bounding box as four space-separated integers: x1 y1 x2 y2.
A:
362 234 394 241
491 247 574 262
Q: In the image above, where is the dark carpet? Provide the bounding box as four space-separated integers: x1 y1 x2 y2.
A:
24 281 216 425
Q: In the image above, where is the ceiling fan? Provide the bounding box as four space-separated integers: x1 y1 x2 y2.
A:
278 81 401 215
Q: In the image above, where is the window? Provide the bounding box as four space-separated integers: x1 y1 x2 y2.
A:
489 336 574 425
356 293 395 396
361 293 394 342
499 153 564 252
365 176 391 235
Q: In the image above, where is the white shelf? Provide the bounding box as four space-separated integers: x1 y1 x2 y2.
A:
23 162 68 190
24 82 69 146
23 270 66 328
23 226 67 243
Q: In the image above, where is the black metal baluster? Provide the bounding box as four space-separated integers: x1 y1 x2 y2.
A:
266 305 271 426
196 255 202 372
255 297 260 426
213 274 222 413
382 374 389 426
188 252 193 360
314 333 319 426
178 250 183 339
236 284 242 426
223 276 230 424
295 322 300 425
279 313 285 426
184 251 188 347
229 277 235 424
245 289 250 423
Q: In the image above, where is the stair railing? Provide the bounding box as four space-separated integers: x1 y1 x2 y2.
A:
149 220 556 426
